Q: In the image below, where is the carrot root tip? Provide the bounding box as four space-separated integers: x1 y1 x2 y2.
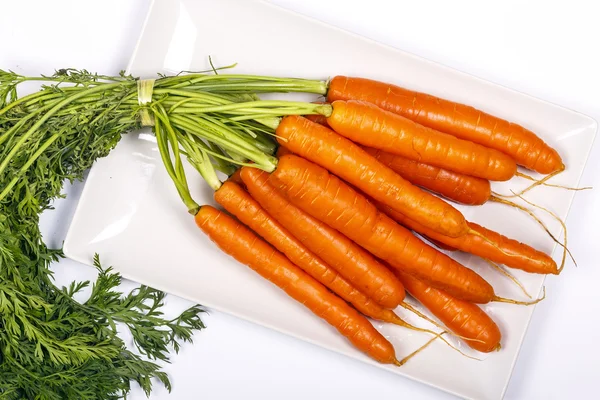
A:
392 316 481 360
395 334 439 367
510 192 573 272
484 259 532 299
512 169 585 196
468 228 540 264
494 286 546 306
399 302 486 345
490 193 574 272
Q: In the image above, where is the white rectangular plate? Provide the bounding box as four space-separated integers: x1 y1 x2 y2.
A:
63 0 597 399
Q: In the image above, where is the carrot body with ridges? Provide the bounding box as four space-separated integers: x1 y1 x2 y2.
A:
275 115 469 238
240 166 405 309
270 155 495 304
396 271 501 353
290 134 491 206
304 113 329 126
195 205 399 364
327 76 563 174
421 235 457 252
326 100 517 181
380 203 558 275
363 147 491 205
214 180 405 313
227 168 244 186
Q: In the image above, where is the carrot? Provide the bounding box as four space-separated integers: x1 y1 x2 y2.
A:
236 170 489 360
239 166 405 309
284 121 489 205
363 147 491 205
310 165 540 296
421 235 457 252
326 100 517 181
379 202 558 275
304 113 329 126
327 76 563 174
365 144 582 203
276 145 292 158
292 139 490 206
270 154 497 304
227 168 244 186
291 133 567 265
233 171 484 359
195 205 401 364
395 271 501 353
275 115 469 238
363 147 572 265
280 145 557 284
214 180 406 312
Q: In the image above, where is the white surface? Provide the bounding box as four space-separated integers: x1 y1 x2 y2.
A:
61 1 595 399
1 0 599 399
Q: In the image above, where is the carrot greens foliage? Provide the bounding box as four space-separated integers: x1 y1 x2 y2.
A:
0 69 209 400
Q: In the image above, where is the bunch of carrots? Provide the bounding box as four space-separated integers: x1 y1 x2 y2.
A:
2 66 581 399
5 69 567 365
173 75 572 365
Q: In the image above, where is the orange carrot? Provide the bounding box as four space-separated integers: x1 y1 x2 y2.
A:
327 76 563 174
214 180 406 312
304 113 329 126
216 180 475 352
379 202 558 275
362 147 571 266
279 150 464 254
275 115 469 238
227 168 244 186
363 147 491 205
270 154 496 304
239 166 405 309
288 143 490 206
326 100 517 181
195 205 400 364
421 235 457 252
288 141 564 262
395 271 501 353
278 146 555 277
276 145 292 158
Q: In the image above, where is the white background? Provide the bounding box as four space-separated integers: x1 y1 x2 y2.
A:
1 0 599 399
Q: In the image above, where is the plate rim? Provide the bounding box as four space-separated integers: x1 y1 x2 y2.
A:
63 1 599 399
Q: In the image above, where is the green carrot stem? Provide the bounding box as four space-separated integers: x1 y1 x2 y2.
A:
253 117 282 131
152 88 233 102
155 105 193 196
178 135 222 191
231 125 275 155
155 73 327 95
200 114 273 153
18 92 67 109
153 116 200 214
167 100 329 116
222 146 247 163
151 90 330 117
195 140 254 171
0 82 131 178
0 102 58 148
205 142 237 175
170 115 277 172
186 114 267 157
0 132 61 202
0 87 70 116
165 97 228 114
